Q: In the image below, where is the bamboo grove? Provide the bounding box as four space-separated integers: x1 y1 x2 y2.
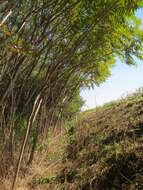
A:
0 0 143 189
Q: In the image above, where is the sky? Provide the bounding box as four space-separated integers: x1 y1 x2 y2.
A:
81 8 143 110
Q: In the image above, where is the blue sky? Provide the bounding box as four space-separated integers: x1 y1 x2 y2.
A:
81 8 143 110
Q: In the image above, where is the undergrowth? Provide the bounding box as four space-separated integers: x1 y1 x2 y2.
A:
54 90 143 190
1 89 143 190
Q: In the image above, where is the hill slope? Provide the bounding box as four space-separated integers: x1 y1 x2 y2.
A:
55 91 143 190
1 91 143 190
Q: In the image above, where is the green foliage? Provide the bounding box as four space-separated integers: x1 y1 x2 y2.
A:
39 175 57 185
61 93 85 120
39 176 49 184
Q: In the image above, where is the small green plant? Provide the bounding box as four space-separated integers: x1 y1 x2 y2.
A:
39 177 49 184
48 175 57 184
39 175 57 185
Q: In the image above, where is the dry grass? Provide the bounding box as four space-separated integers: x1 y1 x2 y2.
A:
55 92 143 190
0 127 67 190
1 91 143 190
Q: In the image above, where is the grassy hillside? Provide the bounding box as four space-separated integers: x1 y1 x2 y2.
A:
54 90 143 190
1 90 143 190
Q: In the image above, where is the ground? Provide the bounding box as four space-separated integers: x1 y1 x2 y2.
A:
1 90 143 190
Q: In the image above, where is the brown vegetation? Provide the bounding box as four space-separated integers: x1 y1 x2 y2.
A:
55 91 143 190
1 90 142 190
